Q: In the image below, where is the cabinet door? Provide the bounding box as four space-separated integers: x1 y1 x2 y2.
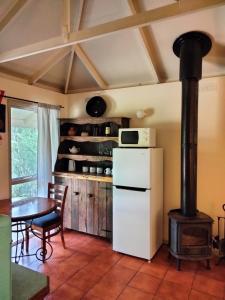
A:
71 179 80 231
106 183 112 240
77 179 87 233
86 181 99 235
54 176 72 229
98 182 112 239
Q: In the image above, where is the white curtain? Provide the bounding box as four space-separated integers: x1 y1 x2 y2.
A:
37 105 59 197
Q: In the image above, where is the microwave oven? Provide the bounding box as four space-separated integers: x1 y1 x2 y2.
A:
118 128 156 147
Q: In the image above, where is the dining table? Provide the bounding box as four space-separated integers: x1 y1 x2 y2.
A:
11 197 57 263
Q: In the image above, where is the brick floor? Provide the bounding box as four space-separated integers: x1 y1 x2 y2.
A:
12 229 225 300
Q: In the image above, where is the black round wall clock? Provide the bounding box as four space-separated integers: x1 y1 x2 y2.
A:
86 96 106 117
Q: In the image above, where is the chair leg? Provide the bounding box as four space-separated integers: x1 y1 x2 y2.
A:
25 225 29 253
42 231 46 263
48 230 50 242
60 229 66 249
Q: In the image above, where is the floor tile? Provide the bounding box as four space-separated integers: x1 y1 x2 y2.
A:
139 261 168 279
164 267 195 288
128 272 161 295
118 286 154 300
117 255 144 271
103 265 136 285
50 283 84 300
193 274 225 298
87 278 126 299
189 289 223 300
197 261 225 283
155 279 190 300
67 268 102 292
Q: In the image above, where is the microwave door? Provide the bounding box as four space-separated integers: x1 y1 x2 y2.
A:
113 148 151 189
121 131 139 145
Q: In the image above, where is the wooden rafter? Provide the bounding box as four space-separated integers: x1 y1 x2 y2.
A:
127 0 166 83
0 0 28 32
64 0 85 93
0 0 224 63
74 44 107 89
62 0 70 42
64 49 75 93
29 47 71 85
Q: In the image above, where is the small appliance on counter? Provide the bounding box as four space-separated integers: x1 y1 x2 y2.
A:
118 128 156 147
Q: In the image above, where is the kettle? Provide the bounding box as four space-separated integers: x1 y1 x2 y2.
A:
69 146 80 154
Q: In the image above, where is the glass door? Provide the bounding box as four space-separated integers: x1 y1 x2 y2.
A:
9 101 38 203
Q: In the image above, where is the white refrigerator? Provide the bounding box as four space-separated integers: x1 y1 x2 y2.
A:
112 148 163 260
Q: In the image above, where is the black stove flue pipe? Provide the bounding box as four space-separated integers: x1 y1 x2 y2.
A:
173 31 212 217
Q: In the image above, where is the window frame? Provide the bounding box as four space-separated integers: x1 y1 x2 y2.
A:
8 99 38 199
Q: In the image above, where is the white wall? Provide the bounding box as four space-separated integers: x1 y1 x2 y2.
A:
0 77 67 200
67 76 225 238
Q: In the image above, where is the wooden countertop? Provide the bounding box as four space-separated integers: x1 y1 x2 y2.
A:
53 171 112 183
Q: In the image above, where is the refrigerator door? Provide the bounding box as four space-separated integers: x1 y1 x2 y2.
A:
113 186 150 259
113 148 151 189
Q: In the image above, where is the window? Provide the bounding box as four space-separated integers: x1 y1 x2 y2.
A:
9 101 38 203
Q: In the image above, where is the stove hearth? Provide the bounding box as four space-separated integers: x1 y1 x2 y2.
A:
169 210 213 270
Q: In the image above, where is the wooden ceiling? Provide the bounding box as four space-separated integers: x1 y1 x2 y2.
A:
0 0 224 94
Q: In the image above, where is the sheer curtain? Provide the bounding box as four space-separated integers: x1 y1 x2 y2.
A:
37 104 59 197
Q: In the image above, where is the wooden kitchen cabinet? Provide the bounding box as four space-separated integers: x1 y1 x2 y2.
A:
70 178 112 238
53 116 127 239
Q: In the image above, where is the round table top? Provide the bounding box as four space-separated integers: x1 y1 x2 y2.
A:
11 197 57 222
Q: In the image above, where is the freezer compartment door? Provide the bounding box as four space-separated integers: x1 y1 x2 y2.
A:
113 186 150 260
113 148 151 189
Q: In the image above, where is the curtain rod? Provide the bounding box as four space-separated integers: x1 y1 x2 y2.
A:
4 95 64 109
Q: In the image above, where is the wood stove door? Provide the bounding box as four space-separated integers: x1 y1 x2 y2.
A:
178 223 212 256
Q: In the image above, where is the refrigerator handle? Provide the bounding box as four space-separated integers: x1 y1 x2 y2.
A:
114 185 148 192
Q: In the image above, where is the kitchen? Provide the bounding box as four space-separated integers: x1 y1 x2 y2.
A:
1 0 225 299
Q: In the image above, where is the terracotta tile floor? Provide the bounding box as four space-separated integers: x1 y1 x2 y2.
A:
12 230 225 300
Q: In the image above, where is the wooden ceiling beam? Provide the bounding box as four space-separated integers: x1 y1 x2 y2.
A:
64 49 75 93
127 0 165 83
64 0 85 94
29 47 71 84
62 0 70 42
74 44 108 89
0 0 28 32
0 0 224 63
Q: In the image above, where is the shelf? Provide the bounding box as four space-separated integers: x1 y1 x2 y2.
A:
60 136 118 142
53 171 112 183
58 154 112 161
59 117 129 125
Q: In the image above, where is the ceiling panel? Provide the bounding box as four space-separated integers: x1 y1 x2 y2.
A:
81 28 157 86
0 0 15 20
0 49 60 77
0 0 62 52
140 0 176 10
40 54 70 89
80 0 130 28
69 55 99 91
149 5 225 81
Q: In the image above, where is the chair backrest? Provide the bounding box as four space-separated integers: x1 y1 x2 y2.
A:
47 183 68 218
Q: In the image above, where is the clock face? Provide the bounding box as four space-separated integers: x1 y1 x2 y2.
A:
86 96 106 117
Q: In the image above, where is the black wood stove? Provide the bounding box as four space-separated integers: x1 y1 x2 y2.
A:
168 31 213 270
